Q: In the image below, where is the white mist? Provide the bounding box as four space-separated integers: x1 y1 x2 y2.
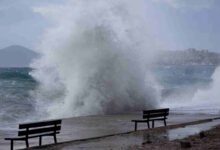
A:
31 0 161 118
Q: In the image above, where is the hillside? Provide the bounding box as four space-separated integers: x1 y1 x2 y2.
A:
0 46 219 67
0 45 39 67
156 49 220 66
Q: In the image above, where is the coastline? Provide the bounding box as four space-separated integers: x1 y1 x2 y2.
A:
136 120 220 150
22 117 220 150
1 113 218 150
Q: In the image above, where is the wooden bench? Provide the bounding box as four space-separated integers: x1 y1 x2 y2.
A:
131 108 169 131
5 119 62 150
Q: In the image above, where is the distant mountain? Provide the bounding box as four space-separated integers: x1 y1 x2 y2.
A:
156 49 220 66
0 45 39 67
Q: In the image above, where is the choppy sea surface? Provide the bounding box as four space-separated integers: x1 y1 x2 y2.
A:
0 68 38 129
0 66 216 130
154 65 215 99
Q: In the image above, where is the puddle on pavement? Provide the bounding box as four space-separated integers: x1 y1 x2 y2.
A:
79 119 220 150
168 119 220 140
33 119 220 150
142 119 220 143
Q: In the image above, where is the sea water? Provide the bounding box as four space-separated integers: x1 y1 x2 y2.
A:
1 0 219 130
0 68 38 129
0 65 216 129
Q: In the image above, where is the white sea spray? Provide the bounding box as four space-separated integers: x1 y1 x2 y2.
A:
31 0 161 118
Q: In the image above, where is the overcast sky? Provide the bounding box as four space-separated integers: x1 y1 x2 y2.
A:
0 0 219 51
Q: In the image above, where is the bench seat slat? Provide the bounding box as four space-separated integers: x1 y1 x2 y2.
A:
26 131 60 138
19 119 61 129
5 119 62 150
5 137 26 140
143 113 168 119
5 132 60 141
18 126 61 136
131 108 169 131
143 108 169 114
132 118 167 122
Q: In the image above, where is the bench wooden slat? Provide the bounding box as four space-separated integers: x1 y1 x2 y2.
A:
19 119 61 129
143 108 169 114
5 132 60 140
5 119 62 150
132 108 169 131
132 119 148 122
27 131 60 139
132 118 166 122
18 126 61 136
5 137 26 140
143 112 169 119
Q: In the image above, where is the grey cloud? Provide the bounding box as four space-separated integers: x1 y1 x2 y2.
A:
152 0 215 11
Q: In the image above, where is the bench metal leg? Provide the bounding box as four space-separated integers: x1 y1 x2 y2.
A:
164 119 167 126
10 140 13 150
54 134 57 144
147 121 150 128
152 120 154 128
134 122 137 131
39 136 42 146
25 139 29 148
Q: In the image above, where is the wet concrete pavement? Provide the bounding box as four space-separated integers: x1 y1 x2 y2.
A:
1 113 219 150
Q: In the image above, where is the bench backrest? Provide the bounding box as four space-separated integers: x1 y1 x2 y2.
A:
18 119 62 137
143 108 169 119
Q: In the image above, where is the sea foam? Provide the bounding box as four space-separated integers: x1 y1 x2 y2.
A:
31 0 161 118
